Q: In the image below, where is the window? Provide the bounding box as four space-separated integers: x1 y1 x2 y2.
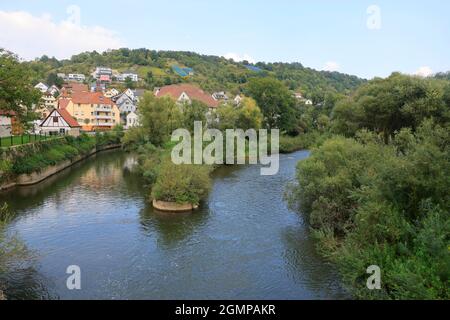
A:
53 117 58 123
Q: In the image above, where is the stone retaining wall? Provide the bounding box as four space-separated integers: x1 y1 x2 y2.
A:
152 200 198 212
0 144 121 191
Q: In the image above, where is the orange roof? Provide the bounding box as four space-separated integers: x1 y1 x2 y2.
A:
58 99 71 109
156 84 219 108
58 108 81 127
71 92 113 105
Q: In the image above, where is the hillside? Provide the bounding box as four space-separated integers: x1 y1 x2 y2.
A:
24 48 366 99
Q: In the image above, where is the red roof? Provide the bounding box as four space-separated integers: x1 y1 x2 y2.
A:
58 99 70 109
58 108 81 127
41 109 80 128
155 84 219 108
71 92 113 105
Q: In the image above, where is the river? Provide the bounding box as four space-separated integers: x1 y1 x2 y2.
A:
0 150 348 300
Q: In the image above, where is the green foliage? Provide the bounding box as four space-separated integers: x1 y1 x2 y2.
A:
288 120 450 299
23 48 365 96
247 77 297 131
135 93 183 146
151 159 212 205
332 73 450 142
0 49 41 120
5 133 121 176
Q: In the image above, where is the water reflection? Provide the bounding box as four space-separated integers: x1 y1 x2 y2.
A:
139 204 211 249
0 149 348 299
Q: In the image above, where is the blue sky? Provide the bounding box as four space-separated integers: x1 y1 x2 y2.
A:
0 0 449 79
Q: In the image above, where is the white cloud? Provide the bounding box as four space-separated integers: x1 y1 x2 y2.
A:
322 61 340 72
223 53 255 64
414 66 433 77
0 10 124 60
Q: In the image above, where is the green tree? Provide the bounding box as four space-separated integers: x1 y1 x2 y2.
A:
0 49 41 119
332 73 450 143
247 77 296 131
137 93 182 146
235 97 264 130
124 76 135 89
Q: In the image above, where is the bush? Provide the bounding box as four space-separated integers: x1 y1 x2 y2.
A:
288 120 450 299
151 159 212 205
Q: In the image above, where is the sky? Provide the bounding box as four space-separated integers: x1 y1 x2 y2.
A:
0 0 449 79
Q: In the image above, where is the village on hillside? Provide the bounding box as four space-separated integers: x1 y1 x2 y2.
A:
0 64 314 139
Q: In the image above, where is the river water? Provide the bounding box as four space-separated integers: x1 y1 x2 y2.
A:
0 150 348 300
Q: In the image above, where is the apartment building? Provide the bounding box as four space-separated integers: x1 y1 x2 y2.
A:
60 92 120 131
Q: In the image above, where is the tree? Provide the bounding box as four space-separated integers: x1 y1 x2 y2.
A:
247 77 296 131
0 49 41 119
124 76 135 89
46 72 64 88
332 73 450 143
181 100 207 132
137 93 183 146
235 97 263 131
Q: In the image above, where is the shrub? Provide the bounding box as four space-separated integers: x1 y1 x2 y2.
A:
151 159 212 205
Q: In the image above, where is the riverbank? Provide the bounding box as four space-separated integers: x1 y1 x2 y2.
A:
0 131 123 191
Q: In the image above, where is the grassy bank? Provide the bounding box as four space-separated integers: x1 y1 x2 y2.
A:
0 129 123 183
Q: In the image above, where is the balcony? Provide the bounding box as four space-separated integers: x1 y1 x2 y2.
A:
94 115 113 120
94 106 112 112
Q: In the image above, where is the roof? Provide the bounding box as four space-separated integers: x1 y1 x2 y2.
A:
58 99 71 109
71 92 113 105
155 84 219 108
41 109 80 128
100 75 111 81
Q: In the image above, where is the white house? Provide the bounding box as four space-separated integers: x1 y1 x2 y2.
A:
116 72 139 82
35 82 49 93
105 88 120 98
304 99 313 105
40 108 81 136
0 113 12 137
94 67 113 79
116 94 137 114
126 112 139 129
48 85 60 96
67 74 86 82
212 91 229 101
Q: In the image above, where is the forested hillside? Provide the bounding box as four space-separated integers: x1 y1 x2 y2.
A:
23 48 366 98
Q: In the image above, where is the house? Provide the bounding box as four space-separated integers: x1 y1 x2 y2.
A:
48 85 60 96
212 92 229 101
67 74 86 82
60 82 89 98
105 88 120 98
35 82 49 93
126 112 139 129
304 99 313 105
40 108 81 136
116 72 139 82
41 92 58 109
60 92 121 131
94 67 113 79
0 111 13 137
154 84 219 109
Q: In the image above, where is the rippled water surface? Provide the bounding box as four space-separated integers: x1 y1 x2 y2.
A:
0 150 348 299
